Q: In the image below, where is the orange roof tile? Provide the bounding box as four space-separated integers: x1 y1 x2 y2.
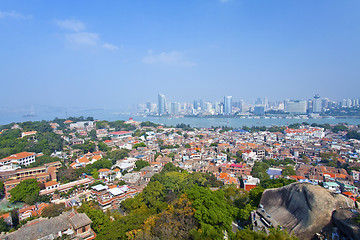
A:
0 213 10 219
2 152 35 161
92 155 102 161
78 156 89 163
44 180 58 187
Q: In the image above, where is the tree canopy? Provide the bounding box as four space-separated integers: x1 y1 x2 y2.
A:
10 178 45 205
133 160 150 171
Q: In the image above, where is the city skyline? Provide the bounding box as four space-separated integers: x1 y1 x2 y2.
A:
139 93 360 116
1 0 360 111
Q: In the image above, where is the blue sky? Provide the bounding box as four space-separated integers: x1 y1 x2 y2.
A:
1 0 359 111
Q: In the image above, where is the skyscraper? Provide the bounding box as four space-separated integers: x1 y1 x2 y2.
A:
170 102 180 115
285 100 307 114
158 94 166 115
224 96 232 115
313 94 322 113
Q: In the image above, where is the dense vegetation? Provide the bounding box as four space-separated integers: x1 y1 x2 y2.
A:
77 163 296 240
9 179 49 205
0 121 63 158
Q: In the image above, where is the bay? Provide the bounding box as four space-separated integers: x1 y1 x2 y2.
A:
1 109 360 128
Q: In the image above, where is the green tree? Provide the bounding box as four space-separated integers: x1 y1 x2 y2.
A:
184 143 191 148
133 160 150 171
10 179 41 204
187 186 236 239
78 202 110 233
11 209 19 228
89 129 97 140
142 181 167 212
332 125 347 133
235 227 298 240
249 186 265 207
96 121 109 129
282 166 296 176
91 169 99 179
41 203 65 218
0 181 4 196
133 142 146 149
0 218 9 232
108 149 129 163
98 142 110 152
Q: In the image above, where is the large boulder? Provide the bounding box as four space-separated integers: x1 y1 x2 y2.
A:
332 209 360 240
260 182 356 240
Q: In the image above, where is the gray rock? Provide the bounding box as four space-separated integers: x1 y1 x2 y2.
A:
260 182 356 240
332 209 360 240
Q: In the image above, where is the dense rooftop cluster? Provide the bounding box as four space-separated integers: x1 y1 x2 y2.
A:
0 117 359 239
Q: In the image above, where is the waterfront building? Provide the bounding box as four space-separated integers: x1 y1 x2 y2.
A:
254 106 265 116
313 94 322 113
224 96 232 115
158 94 167 115
285 100 307 114
170 102 180 115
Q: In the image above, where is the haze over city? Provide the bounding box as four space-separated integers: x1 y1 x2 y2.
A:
1 0 360 112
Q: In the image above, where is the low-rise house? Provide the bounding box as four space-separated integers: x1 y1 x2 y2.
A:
241 175 260 191
0 212 12 226
140 166 155 177
91 184 139 210
21 131 37 138
0 152 36 166
113 161 135 173
3 211 96 240
40 177 94 196
44 180 60 191
351 170 360 181
266 167 282 179
337 181 359 195
98 169 117 182
71 138 85 145
18 205 38 221
323 182 341 193
216 172 239 185
122 173 140 184
109 131 133 138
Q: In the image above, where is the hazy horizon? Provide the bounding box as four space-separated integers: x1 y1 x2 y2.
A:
1 0 360 111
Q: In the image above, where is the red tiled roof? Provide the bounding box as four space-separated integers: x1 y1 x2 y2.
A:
109 131 132 135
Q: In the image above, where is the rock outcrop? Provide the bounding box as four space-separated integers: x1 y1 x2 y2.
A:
260 182 356 240
332 209 360 240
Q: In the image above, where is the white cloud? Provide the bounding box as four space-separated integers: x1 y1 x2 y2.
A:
102 43 119 50
142 50 196 67
65 32 99 47
56 19 118 50
0 10 32 19
55 19 85 32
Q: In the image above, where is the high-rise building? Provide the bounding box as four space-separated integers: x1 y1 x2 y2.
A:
285 100 307 114
193 100 200 110
322 98 329 109
224 96 232 115
214 102 223 114
170 102 180 115
313 94 322 113
158 94 166 115
254 106 265 115
146 102 152 112
347 99 352 107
